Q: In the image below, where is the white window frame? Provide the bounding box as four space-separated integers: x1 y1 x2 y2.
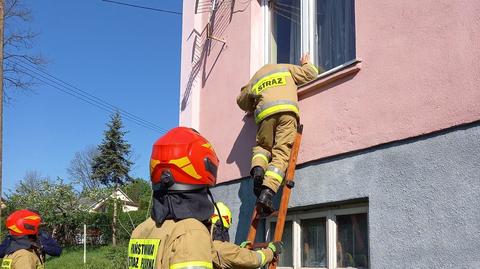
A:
266 215 296 268
264 0 355 71
266 205 368 269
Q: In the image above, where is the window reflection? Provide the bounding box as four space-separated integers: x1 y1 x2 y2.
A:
269 221 293 267
336 214 368 269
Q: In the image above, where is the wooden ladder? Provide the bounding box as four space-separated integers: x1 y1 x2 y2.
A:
246 124 304 269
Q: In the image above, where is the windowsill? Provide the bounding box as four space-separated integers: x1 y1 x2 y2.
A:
298 59 362 99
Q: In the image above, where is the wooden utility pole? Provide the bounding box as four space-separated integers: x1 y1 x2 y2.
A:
0 0 5 233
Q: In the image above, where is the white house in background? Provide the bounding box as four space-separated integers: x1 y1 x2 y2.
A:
87 188 139 213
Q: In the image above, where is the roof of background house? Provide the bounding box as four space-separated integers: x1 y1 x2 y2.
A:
86 188 139 212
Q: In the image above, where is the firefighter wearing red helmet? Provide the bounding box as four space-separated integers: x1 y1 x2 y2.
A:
129 127 220 269
1 209 44 269
0 209 61 269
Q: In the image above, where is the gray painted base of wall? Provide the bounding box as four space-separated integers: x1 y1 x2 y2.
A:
211 123 480 269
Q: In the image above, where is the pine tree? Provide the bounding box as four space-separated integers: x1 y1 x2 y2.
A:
91 111 133 245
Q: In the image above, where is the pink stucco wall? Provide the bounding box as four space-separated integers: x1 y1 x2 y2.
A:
180 0 480 183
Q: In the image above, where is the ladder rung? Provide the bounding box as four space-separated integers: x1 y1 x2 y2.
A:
255 210 279 220
270 211 279 217
252 242 269 249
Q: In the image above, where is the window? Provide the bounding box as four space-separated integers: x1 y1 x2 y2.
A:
336 214 368 268
269 221 294 267
301 218 327 267
266 205 368 269
267 0 356 72
269 0 301 64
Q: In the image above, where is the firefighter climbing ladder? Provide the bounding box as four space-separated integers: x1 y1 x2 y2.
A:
246 125 304 269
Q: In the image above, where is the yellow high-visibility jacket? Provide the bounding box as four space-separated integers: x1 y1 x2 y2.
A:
212 240 274 269
129 218 215 269
1 249 44 269
237 63 319 124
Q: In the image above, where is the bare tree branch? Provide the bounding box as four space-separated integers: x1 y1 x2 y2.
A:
68 146 102 192
3 0 47 98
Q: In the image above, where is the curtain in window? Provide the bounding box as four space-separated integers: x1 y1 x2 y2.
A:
337 214 369 269
301 218 327 267
315 0 356 71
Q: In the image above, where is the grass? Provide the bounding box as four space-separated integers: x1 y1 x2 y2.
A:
45 244 128 269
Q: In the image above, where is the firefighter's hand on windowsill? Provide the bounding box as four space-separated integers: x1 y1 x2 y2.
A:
300 53 311 65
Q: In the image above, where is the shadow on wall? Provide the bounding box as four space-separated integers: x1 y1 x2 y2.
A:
181 25 210 111
182 0 251 111
227 114 257 175
235 178 283 244
234 178 256 244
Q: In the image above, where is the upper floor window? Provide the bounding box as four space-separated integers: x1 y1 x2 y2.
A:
268 0 356 72
267 204 368 269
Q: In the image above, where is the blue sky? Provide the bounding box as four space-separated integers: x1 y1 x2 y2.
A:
3 1 183 193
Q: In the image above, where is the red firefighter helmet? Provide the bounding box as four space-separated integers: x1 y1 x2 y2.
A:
6 209 42 236
150 127 219 191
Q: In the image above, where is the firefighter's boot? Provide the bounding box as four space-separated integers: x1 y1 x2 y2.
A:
257 187 275 215
250 166 265 198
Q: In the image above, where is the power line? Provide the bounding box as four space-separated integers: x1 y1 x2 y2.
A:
14 64 167 134
13 59 169 133
7 59 168 134
18 68 165 134
101 0 182 15
12 58 169 133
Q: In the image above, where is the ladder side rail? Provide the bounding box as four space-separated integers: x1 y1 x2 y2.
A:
268 125 303 269
246 206 260 247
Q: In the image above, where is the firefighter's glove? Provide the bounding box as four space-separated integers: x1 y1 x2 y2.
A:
268 241 283 255
239 241 251 248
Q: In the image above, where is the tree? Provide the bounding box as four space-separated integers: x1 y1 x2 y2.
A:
91 112 133 187
91 111 133 245
3 0 46 98
16 170 47 191
67 145 100 192
1 0 47 237
5 172 89 245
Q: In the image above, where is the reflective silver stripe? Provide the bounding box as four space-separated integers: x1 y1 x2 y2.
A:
267 165 285 179
254 100 298 121
250 67 289 90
